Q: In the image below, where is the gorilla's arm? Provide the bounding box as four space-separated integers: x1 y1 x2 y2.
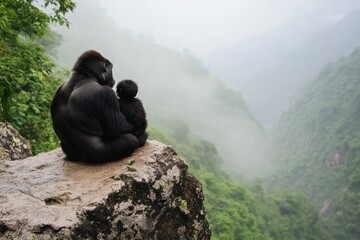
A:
119 100 147 133
68 83 134 139
94 86 134 139
50 83 74 145
50 83 66 118
118 99 148 147
61 128 139 163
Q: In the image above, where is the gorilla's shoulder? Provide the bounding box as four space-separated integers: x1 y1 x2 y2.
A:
72 82 112 96
67 83 117 108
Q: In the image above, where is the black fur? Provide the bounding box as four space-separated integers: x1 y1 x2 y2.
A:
51 50 139 163
116 80 148 146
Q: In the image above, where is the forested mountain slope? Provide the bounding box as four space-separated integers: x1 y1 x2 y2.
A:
149 126 330 240
206 8 360 128
270 48 360 240
54 0 270 179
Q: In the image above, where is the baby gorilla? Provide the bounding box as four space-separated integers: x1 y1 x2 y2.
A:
116 80 148 146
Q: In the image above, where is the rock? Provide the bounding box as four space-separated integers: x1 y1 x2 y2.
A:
0 148 11 161
0 122 32 160
0 140 211 239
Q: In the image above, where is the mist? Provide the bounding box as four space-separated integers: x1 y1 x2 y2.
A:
95 0 360 129
98 0 304 57
53 0 360 181
205 0 360 127
53 0 271 180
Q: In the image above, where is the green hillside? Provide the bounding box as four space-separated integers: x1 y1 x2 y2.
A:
270 48 360 240
148 125 329 240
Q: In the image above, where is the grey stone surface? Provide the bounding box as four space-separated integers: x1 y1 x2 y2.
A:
0 122 32 160
0 140 210 239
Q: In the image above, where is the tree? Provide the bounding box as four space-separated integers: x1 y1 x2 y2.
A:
0 0 75 153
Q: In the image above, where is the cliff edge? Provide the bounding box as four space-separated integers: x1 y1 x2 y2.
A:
0 140 211 239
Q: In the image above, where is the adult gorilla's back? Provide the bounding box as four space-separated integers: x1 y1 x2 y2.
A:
51 50 139 163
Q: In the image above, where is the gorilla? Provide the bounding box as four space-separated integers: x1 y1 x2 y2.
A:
51 50 139 163
116 79 148 147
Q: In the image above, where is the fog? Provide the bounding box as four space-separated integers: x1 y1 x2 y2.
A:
205 0 360 127
54 0 271 179
53 0 360 179
98 0 360 57
98 0 304 57
96 0 360 128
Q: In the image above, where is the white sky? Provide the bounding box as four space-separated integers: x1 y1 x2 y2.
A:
98 0 305 57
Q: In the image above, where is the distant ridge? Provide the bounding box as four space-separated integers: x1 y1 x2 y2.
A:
205 9 360 128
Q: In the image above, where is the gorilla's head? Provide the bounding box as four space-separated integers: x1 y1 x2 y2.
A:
116 79 138 100
73 50 115 87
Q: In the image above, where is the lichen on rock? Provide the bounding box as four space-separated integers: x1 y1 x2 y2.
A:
0 140 211 239
0 122 32 160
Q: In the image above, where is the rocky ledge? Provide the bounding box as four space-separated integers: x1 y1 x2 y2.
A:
0 140 211 239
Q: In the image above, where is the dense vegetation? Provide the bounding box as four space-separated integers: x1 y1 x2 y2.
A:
271 48 360 240
0 0 75 153
148 122 328 240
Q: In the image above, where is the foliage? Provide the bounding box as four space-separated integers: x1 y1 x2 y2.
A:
254 189 331 240
148 125 328 239
0 0 75 153
271 48 360 239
